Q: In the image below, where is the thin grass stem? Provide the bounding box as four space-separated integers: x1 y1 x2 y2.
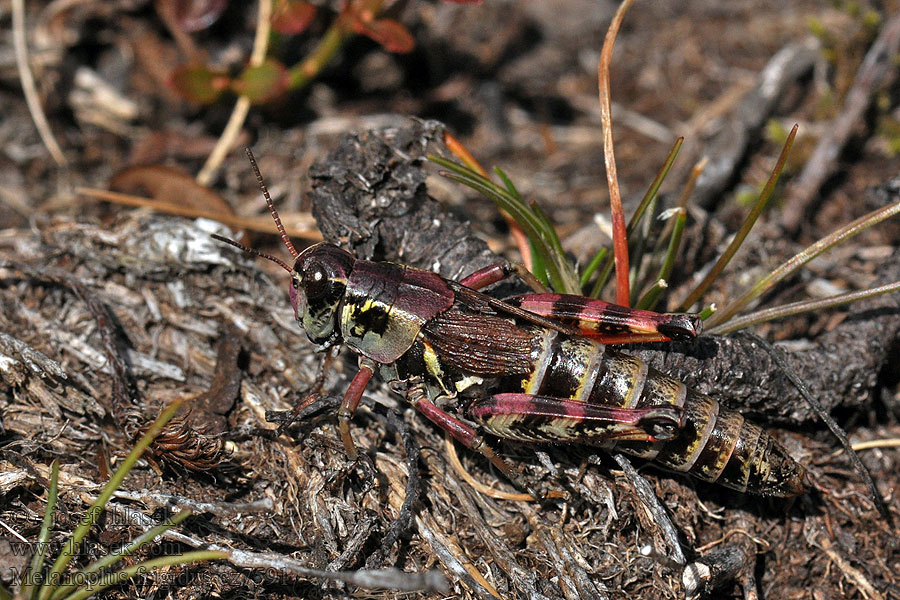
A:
707 198 900 327
698 304 717 320
637 208 687 310
584 136 683 297
432 157 581 291
626 137 684 238
627 194 658 306
636 279 668 311
38 400 183 600
440 170 567 289
579 246 609 289
21 460 60 599
61 551 228 600
678 124 798 312
442 133 533 267
47 510 193 600
709 281 900 334
589 256 615 299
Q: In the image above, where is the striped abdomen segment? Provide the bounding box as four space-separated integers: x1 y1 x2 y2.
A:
474 333 807 497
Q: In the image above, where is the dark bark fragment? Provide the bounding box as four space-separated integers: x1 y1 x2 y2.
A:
192 322 243 435
308 119 500 281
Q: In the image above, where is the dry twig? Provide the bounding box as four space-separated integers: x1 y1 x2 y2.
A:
784 13 900 232
11 0 68 167
196 0 272 185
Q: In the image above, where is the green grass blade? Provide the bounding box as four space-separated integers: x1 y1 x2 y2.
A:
654 208 687 283
39 400 183 600
589 256 616 298
528 200 566 263
626 136 684 238
708 281 900 335
635 279 668 311
698 304 717 320
440 171 556 261
636 208 687 310
579 246 609 289
59 551 228 600
433 158 538 234
584 138 682 297
627 195 659 306
432 157 572 291
528 241 549 286
678 124 798 312
21 460 59 599
528 200 580 293
494 166 564 286
707 198 900 327
495 166 523 200
48 510 193 600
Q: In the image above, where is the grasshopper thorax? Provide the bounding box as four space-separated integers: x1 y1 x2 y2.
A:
290 243 355 347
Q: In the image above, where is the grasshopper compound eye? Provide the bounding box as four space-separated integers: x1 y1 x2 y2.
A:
301 262 330 300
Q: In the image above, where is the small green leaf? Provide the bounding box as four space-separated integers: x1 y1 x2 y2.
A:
169 65 229 104
233 59 288 103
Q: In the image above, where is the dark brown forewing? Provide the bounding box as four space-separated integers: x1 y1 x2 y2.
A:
422 307 541 376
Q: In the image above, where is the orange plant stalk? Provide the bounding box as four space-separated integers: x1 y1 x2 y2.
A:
597 0 636 306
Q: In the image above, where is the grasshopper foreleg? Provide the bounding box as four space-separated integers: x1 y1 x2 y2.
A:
337 357 376 459
276 349 337 434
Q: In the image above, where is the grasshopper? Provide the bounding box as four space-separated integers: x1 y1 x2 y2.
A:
214 155 808 498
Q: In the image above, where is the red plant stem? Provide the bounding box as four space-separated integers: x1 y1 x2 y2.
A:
443 130 489 177
598 0 635 306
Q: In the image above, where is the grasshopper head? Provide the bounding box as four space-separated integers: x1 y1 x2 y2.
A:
291 243 355 347
213 150 358 347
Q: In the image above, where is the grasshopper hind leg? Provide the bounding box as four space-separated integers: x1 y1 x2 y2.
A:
467 393 685 444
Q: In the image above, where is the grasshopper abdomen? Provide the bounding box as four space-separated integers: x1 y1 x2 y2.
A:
433 312 808 497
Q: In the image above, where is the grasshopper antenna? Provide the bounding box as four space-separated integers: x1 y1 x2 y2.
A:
211 234 293 273
246 147 299 258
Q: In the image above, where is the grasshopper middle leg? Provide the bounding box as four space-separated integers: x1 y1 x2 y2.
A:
405 381 546 499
